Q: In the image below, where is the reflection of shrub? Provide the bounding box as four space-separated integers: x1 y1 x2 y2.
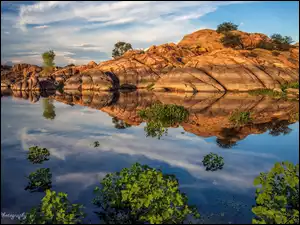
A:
93 163 200 224
93 141 100 147
112 117 132 129
229 111 252 126
202 153 224 171
220 32 244 49
42 98 56 120
216 22 238 33
138 104 189 139
25 168 52 192
281 82 299 91
21 189 85 224
252 162 299 224
216 138 237 149
249 89 284 98
27 146 50 164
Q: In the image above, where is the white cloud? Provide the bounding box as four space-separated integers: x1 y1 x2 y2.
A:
2 1 256 66
33 25 49 29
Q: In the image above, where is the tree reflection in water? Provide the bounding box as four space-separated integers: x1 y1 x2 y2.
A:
112 117 132 129
42 98 56 120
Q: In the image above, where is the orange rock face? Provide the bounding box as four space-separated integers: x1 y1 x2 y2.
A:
1 29 299 92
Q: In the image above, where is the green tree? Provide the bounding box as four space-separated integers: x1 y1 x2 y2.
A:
252 161 299 224
229 110 252 127
42 50 56 75
25 168 52 192
138 103 189 139
112 41 133 58
220 32 244 49
21 189 85 224
27 146 50 164
42 98 56 120
93 163 200 224
202 153 224 171
270 34 293 51
216 22 239 33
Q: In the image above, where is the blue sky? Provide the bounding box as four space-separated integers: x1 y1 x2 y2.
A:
1 1 299 66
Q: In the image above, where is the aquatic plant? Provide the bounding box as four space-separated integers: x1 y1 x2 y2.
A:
21 189 85 224
202 153 224 171
93 141 100 148
138 103 189 139
25 168 52 192
229 110 252 126
252 161 299 224
27 146 50 164
92 163 200 224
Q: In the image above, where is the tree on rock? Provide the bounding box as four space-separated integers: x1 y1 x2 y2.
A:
216 22 238 33
220 32 244 49
270 34 293 50
42 50 56 75
112 41 133 58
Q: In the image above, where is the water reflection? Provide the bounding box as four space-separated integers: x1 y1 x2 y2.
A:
42 99 56 120
3 89 299 147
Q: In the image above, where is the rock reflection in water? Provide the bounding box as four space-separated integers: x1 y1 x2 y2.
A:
4 89 299 147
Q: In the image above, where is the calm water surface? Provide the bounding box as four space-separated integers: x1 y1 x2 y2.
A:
1 90 299 224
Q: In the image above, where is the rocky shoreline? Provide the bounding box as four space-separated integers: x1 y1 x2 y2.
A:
1 29 299 93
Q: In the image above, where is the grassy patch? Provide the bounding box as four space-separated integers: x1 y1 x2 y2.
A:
138 103 189 139
248 89 284 98
229 110 252 126
281 82 299 91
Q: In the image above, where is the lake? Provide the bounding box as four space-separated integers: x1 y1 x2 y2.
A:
1 90 299 224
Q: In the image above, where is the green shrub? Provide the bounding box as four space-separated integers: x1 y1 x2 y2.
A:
138 104 189 139
27 146 50 164
229 110 252 126
93 141 100 148
248 89 285 98
202 153 224 171
281 82 299 91
220 32 244 49
252 161 299 224
21 189 85 224
25 168 52 192
270 34 293 51
256 40 275 50
216 22 238 33
92 163 200 224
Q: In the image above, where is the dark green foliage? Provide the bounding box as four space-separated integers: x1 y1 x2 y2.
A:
252 161 299 224
216 22 238 33
93 141 100 148
248 89 285 98
268 120 292 136
42 98 56 120
216 138 237 149
112 117 132 129
67 63 75 67
27 146 50 164
220 32 244 49
229 111 252 126
138 103 189 139
202 153 224 171
92 163 200 224
270 34 293 51
112 41 133 58
21 189 85 224
281 82 299 91
42 50 56 75
25 168 52 192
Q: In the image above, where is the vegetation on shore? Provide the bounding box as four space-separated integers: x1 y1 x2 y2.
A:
138 103 189 139
229 110 252 126
19 145 300 224
41 50 56 76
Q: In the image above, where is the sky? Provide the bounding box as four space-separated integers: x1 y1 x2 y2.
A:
1 1 299 66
